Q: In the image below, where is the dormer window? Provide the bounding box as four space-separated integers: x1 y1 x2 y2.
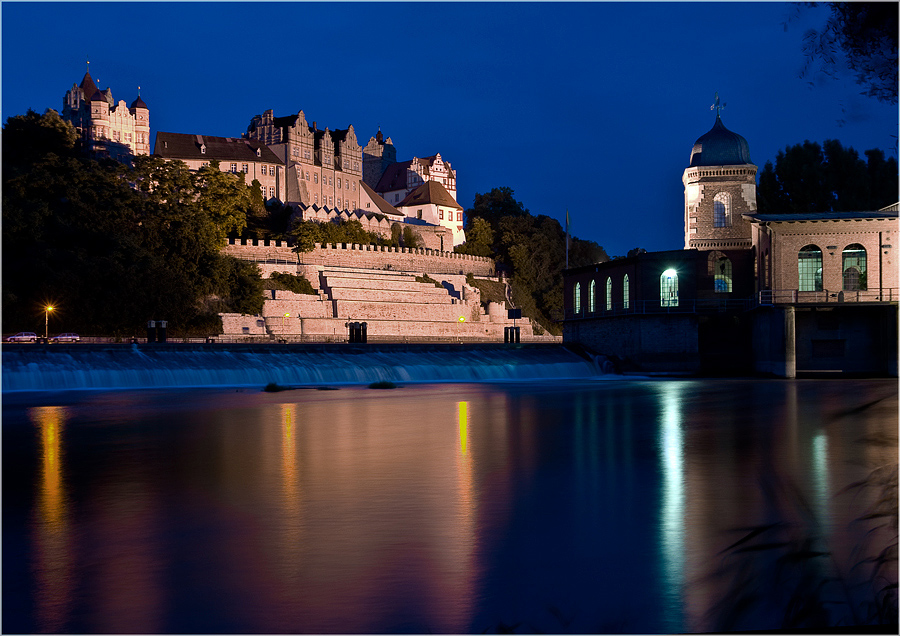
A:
256 148 261 158
200 145 206 154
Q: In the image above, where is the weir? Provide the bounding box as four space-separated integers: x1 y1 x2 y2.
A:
2 343 608 393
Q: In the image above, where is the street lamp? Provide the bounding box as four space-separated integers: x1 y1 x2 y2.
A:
44 305 54 340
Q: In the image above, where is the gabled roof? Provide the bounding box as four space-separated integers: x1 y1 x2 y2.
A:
154 132 283 164
359 181 403 217
396 181 462 210
374 160 413 192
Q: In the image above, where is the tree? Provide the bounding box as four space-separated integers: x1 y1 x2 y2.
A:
758 139 897 213
455 217 494 257
195 160 251 247
794 2 898 104
463 188 609 334
2 113 264 336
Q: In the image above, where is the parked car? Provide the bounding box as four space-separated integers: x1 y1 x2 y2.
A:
6 332 38 343
50 333 81 343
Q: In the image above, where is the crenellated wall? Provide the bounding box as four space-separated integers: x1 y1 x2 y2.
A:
224 238 496 276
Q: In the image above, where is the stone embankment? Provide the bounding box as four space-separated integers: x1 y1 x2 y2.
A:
222 239 555 342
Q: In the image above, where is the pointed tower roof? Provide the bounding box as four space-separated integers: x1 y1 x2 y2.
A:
79 71 99 99
130 95 148 109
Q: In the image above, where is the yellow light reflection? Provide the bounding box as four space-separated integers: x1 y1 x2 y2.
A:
458 401 469 455
28 405 73 632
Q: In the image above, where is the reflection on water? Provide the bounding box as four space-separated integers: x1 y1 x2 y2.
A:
29 406 72 634
3 379 897 634
658 382 686 632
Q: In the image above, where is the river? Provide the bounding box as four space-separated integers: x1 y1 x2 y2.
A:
2 377 896 633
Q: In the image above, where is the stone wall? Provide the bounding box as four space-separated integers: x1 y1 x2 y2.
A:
224 238 495 277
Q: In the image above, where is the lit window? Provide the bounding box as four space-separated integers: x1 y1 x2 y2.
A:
574 282 581 314
623 274 630 309
589 280 596 313
711 253 733 292
798 245 823 292
606 277 612 311
842 244 867 290
261 165 268 175
713 192 732 228
660 269 679 307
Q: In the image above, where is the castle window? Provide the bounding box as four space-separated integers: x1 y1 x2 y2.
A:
242 164 249 173
261 165 268 175
417 209 423 219
270 186 275 198
713 192 732 227
842 244 867 290
314 173 318 184
574 282 582 315
623 275 630 309
660 269 679 307
798 245 823 292
315 194 318 204
457 212 463 222
589 280 596 313
306 171 310 180
606 277 612 311
337 178 341 188
230 163 238 173
440 210 444 220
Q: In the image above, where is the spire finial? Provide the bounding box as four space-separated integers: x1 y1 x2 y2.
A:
138 85 141 96
711 92 726 117
86 56 90 73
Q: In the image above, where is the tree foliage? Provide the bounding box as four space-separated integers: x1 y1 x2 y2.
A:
2 109 263 336
462 187 608 334
757 139 898 213
793 2 898 104
290 217 415 253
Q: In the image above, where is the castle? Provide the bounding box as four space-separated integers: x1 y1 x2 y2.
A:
62 67 150 162
60 68 542 343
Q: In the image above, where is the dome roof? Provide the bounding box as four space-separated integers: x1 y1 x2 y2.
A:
689 114 752 167
130 95 148 110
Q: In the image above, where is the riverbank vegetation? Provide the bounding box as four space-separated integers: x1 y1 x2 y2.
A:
2 109 264 336
456 187 609 334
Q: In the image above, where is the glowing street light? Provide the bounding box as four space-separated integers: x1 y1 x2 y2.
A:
44 305 54 340
282 313 290 330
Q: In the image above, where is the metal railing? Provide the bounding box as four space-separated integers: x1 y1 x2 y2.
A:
757 288 897 305
565 298 752 319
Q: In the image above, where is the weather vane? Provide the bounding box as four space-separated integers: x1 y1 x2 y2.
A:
711 92 726 115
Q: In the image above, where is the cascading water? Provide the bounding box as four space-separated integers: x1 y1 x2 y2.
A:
2 343 612 392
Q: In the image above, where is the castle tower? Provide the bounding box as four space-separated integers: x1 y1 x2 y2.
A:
682 95 757 250
129 92 150 156
363 128 396 188
62 66 149 160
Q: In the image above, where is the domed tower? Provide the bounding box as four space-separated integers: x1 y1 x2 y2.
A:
683 95 757 250
129 92 150 156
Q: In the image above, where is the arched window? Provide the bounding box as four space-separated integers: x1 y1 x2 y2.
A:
660 269 679 307
623 274 630 310
713 192 732 228
606 277 613 311
798 245 823 292
842 244 867 290
714 256 732 293
574 282 582 314
589 280 596 313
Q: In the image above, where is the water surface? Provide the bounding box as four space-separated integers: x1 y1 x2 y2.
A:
3 379 896 633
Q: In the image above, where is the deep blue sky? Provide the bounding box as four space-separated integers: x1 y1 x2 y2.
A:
3 2 896 257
